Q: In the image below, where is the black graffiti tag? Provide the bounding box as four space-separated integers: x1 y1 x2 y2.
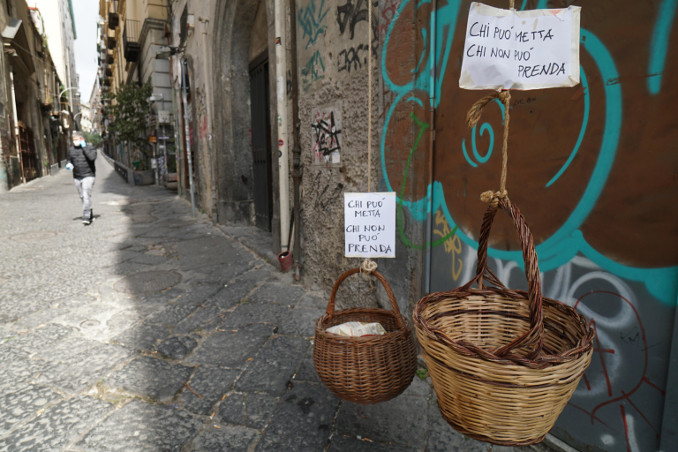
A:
337 0 367 39
311 112 341 157
338 45 367 73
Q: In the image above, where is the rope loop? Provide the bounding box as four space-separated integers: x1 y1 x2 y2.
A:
465 91 511 130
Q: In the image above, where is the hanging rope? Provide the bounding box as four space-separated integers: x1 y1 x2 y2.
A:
466 90 511 206
367 0 373 193
361 0 377 276
465 1 516 206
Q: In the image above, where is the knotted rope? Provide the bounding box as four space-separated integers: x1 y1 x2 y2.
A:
361 258 378 275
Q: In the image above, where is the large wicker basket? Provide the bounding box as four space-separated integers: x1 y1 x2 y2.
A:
414 197 594 446
313 268 417 404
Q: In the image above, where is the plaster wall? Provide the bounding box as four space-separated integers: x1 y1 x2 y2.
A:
176 3 212 218
294 0 424 310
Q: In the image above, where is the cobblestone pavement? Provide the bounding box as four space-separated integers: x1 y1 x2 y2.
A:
0 154 555 451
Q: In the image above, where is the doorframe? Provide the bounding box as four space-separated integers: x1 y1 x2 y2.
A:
248 51 273 231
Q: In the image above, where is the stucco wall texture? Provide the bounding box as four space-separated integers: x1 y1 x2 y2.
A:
295 0 424 312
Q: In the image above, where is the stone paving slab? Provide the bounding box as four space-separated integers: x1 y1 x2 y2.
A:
0 353 50 393
217 391 279 429
155 334 199 360
75 400 201 451
185 324 273 368
219 300 293 330
178 365 239 415
112 321 171 351
184 424 260 452
173 304 223 335
104 356 194 402
328 436 418 452
36 342 136 394
255 382 340 451
0 396 112 452
335 396 428 448
235 335 311 394
279 304 325 337
248 281 309 306
0 384 63 437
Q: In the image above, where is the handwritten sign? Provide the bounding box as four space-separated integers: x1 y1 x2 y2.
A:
459 3 581 90
344 192 396 258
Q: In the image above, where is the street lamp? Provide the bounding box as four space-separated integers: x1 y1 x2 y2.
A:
58 86 80 99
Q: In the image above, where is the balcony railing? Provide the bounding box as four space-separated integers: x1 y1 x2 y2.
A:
123 19 141 62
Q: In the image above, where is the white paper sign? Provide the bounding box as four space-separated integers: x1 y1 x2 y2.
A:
459 3 581 90
344 192 396 258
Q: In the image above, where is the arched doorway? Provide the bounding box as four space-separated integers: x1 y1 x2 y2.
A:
213 0 277 239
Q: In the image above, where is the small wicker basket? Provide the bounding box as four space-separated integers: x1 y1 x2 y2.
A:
313 268 417 404
414 197 594 446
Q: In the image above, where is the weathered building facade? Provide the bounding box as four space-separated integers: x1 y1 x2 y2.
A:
0 0 72 191
94 1 678 450
98 0 173 185
27 0 79 114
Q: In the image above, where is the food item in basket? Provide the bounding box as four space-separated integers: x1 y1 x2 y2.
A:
326 321 386 337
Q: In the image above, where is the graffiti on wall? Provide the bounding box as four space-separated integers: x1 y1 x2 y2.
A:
298 0 330 92
311 107 342 165
380 1 678 450
432 210 462 280
298 0 329 48
336 0 379 68
301 50 326 91
338 44 369 73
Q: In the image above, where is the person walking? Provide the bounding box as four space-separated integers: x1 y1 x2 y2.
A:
66 131 97 225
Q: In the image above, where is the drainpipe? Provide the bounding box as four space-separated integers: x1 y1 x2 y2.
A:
289 0 302 280
424 0 437 295
9 70 25 184
274 0 291 251
199 16 219 222
181 59 197 217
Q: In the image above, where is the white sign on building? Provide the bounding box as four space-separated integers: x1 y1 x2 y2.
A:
344 192 396 258
459 3 581 90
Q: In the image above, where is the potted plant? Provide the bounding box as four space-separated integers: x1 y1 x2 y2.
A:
105 82 154 185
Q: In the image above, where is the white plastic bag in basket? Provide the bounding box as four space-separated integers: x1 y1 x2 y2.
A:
326 321 386 337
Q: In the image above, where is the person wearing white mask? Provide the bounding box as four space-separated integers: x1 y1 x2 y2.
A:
65 131 97 225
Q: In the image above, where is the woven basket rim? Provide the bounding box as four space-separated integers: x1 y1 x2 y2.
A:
414 288 594 368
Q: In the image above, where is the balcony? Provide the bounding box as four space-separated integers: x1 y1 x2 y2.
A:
123 20 140 62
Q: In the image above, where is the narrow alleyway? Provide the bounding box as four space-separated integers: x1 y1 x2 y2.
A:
0 154 551 451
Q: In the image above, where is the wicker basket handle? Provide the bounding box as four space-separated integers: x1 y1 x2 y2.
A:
326 268 405 328
473 197 544 357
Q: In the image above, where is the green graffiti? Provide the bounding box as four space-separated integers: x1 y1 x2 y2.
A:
396 112 457 249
